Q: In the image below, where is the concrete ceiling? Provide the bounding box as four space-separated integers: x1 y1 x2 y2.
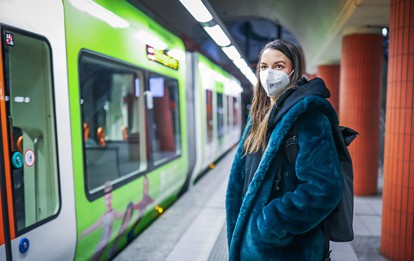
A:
127 0 390 88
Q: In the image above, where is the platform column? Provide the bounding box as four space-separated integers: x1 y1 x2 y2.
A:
381 0 414 260
317 64 340 114
339 30 383 196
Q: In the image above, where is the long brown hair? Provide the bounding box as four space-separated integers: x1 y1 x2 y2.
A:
243 39 304 154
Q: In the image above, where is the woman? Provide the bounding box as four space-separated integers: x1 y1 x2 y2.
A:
225 39 342 260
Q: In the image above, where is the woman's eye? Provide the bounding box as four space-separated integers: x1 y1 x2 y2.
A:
260 65 267 70
275 64 284 69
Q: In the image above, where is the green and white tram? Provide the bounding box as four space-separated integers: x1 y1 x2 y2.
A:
0 1 242 260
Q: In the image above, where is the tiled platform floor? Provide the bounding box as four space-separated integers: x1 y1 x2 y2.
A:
114 148 388 261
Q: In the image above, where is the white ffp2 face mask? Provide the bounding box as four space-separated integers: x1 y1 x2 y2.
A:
260 69 294 97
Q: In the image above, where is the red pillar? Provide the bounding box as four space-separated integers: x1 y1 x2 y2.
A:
381 0 414 260
317 64 340 114
340 32 383 195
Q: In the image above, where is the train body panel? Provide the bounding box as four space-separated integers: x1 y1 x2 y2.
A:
0 0 77 260
191 52 242 183
0 1 242 260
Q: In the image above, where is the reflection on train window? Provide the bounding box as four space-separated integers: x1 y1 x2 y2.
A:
148 73 181 166
206 90 213 143
79 54 147 194
2 30 60 233
226 95 231 129
233 97 239 127
217 93 224 141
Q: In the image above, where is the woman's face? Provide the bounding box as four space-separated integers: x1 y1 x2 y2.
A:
259 49 293 75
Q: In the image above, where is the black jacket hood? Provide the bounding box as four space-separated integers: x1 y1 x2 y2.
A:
268 77 331 132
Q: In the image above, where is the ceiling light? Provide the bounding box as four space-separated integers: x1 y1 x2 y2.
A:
222 45 241 60
232 58 249 70
246 74 257 86
178 0 213 23
203 25 231 47
382 27 388 37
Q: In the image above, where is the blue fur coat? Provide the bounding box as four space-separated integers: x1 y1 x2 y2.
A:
226 78 343 261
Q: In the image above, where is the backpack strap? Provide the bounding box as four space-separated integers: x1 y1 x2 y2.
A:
284 122 299 165
271 123 299 198
271 123 298 197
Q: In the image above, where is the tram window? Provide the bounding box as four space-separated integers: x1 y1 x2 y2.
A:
217 93 224 141
206 90 213 143
226 95 231 129
147 73 181 166
2 30 59 233
79 54 147 194
233 97 239 127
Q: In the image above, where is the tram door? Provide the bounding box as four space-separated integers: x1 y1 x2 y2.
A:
0 21 76 259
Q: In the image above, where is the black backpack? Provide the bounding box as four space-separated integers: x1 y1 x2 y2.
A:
283 121 358 242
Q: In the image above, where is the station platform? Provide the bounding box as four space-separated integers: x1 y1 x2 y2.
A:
113 147 388 261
